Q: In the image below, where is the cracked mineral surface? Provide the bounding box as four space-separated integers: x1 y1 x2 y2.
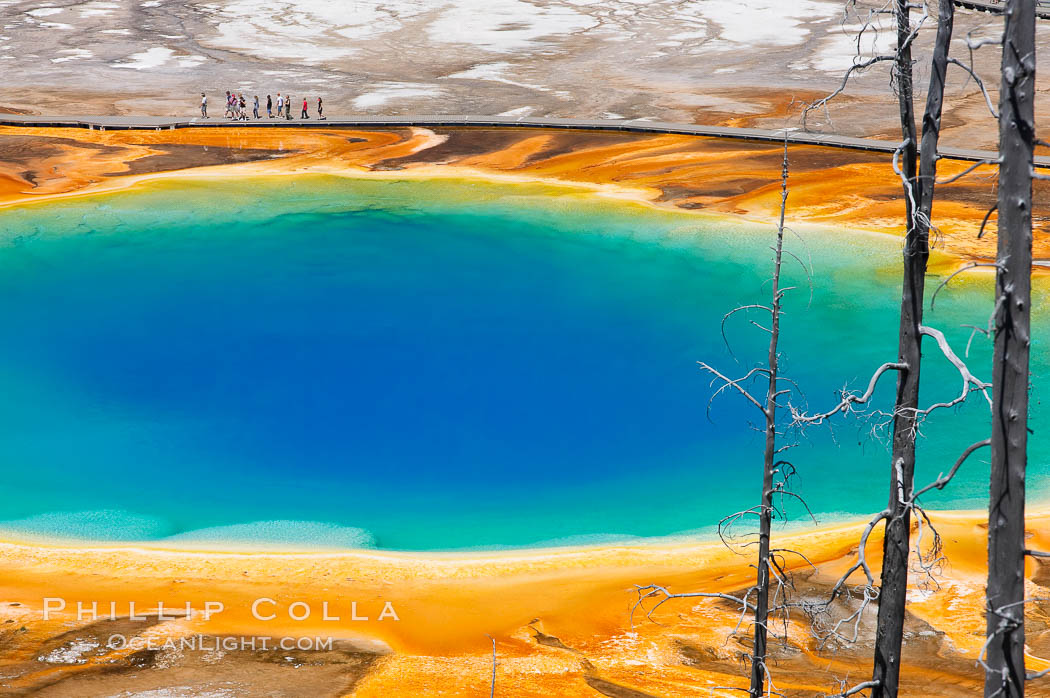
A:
0 1 1042 148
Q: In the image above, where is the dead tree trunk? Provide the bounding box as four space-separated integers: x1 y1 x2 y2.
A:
872 1 957 693
635 145 798 693
798 3 993 694
916 0 955 235
749 145 790 697
985 0 1035 695
870 1 924 694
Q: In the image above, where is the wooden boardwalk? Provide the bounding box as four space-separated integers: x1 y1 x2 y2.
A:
953 0 1050 18
2 112 1044 167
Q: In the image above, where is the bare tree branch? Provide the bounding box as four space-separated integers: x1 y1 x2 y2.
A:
722 304 774 357
828 679 880 698
916 324 992 414
931 262 1002 309
946 57 999 118
631 584 756 629
789 363 906 425
910 438 991 502
699 363 767 414
978 202 999 239
485 634 496 698
801 56 896 130
935 157 1000 185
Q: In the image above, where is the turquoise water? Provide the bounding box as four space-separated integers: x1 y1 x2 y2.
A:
0 175 1044 550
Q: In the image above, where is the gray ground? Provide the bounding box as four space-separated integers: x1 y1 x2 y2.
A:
0 1 1046 148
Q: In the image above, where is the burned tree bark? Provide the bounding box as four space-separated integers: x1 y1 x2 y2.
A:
792 2 998 694
872 2 958 695
917 0 955 234
634 143 798 696
985 0 1035 695
869 1 929 694
749 145 791 697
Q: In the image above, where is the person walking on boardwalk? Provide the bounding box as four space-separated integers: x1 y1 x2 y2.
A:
238 94 247 120
301 97 308 119
266 94 272 118
316 96 324 120
224 90 233 119
200 93 207 118
285 95 292 120
253 95 260 119
276 93 283 119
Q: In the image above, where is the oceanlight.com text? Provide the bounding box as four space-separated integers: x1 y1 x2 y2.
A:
106 634 336 652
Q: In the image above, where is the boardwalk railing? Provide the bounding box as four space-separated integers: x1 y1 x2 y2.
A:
953 0 1050 17
2 113 1048 168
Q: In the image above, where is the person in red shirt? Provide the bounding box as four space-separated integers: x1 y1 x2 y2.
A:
301 97 309 119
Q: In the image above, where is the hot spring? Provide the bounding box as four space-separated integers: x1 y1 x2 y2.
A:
0 175 1043 550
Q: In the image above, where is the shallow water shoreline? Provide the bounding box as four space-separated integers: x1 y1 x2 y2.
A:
0 504 1018 554
1 124 1042 269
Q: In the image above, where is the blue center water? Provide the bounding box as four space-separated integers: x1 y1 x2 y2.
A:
0 176 1044 550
